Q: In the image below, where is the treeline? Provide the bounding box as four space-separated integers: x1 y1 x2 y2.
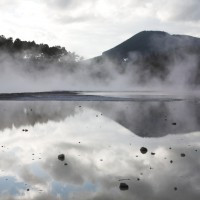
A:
0 35 83 66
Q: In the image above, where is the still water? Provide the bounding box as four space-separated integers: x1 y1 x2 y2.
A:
0 94 200 199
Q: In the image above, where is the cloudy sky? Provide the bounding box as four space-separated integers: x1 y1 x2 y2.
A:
0 0 200 58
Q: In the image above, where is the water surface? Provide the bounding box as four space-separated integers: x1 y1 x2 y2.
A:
0 92 200 199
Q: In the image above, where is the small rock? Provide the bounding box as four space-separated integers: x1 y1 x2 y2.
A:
151 152 155 155
58 154 65 161
119 183 129 191
170 160 173 164
64 163 68 166
140 147 148 154
181 153 186 157
172 123 176 125
174 187 177 191
27 189 30 191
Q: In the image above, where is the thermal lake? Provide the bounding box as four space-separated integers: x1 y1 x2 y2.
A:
0 92 200 199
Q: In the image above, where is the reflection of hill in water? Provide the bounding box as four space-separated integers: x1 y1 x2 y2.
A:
0 100 200 137
95 101 200 137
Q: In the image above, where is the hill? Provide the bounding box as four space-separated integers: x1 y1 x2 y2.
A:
102 31 200 60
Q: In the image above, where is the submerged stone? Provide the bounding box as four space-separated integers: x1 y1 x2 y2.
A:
181 153 186 157
119 183 129 191
140 147 148 154
58 154 65 161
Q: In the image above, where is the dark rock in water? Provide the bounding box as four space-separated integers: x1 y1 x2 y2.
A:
151 152 155 155
64 163 68 166
181 153 186 157
137 178 140 181
119 183 129 191
172 123 176 125
170 160 173 164
174 187 177 191
58 154 65 161
27 189 30 191
140 147 148 154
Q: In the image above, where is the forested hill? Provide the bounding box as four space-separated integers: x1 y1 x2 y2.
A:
0 35 82 63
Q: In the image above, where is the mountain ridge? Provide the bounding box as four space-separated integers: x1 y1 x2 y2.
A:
102 30 200 60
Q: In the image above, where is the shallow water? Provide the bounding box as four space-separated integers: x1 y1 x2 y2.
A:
0 93 200 199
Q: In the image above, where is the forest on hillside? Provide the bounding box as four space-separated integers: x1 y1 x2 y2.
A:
0 35 83 71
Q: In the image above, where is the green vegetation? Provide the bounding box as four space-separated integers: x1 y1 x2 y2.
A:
0 35 83 66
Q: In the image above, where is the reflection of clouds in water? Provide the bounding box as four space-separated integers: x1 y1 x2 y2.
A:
0 107 200 199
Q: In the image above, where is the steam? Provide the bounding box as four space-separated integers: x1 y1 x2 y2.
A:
0 35 199 93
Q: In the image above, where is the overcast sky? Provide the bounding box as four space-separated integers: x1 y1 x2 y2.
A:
0 0 200 58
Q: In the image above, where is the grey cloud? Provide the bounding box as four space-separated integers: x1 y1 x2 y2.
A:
46 0 73 9
0 0 19 7
169 0 200 22
44 0 84 10
56 14 94 24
